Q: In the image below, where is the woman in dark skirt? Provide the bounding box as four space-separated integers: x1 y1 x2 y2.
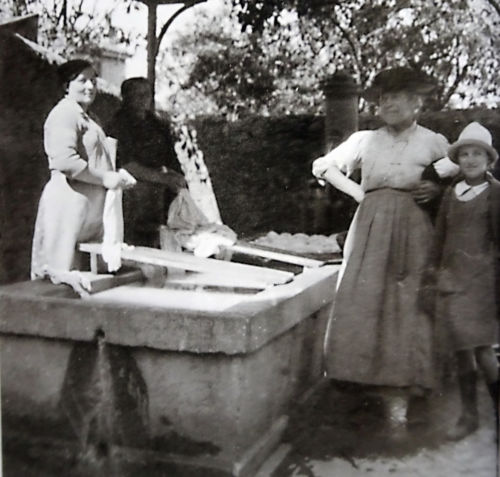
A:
312 67 458 433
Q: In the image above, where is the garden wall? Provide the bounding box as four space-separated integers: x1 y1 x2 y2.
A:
0 31 120 285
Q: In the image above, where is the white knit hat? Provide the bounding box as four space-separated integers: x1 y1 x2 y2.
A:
448 122 498 163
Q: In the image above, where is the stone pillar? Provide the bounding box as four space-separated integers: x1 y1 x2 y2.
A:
308 73 360 236
322 73 360 153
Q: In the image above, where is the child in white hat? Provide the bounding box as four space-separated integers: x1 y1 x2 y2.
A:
430 121 499 440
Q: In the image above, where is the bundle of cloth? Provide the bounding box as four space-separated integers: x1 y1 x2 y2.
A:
164 189 237 258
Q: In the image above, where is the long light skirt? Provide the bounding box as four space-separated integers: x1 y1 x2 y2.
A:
31 172 105 277
324 189 435 390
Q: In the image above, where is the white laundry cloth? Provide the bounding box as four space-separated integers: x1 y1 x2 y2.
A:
101 168 136 272
102 187 124 272
42 267 92 297
185 231 236 258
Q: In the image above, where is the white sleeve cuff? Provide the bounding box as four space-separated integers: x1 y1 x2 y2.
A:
433 157 460 178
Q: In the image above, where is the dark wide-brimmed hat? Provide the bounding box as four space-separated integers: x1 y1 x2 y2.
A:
448 122 498 164
363 67 438 103
57 59 94 88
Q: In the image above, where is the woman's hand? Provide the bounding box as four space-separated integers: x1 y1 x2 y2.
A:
118 168 137 189
103 170 137 190
352 188 365 203
322 165 365 203
159 169 187 193
411 180 441 204
102 171 123 189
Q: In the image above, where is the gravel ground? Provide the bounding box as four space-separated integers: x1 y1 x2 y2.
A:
272 380 498 477
253 232 498 477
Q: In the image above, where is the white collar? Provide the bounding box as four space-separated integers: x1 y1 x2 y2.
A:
454 180 489 200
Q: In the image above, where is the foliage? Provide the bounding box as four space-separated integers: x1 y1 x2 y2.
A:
158 5 331 118
0 0 142 56
159 0 500 117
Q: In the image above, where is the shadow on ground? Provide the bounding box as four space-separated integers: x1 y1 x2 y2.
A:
272 379 487 476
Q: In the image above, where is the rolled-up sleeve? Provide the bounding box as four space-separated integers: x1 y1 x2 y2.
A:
430 133 459 179
44 101 88 178
312 131 368 179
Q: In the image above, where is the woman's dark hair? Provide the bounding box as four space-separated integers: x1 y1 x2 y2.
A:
58 59 94 90
120 77 151 103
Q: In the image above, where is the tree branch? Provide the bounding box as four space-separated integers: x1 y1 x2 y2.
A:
330 17 362 78
440 54 470 108
485 0 500 16
155 0 207 59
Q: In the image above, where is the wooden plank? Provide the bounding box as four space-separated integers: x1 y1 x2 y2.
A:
227 241 326 268
131 246 294 283
79 243 294 286
81 269 144 294
227 252 304 275
7 270 144 298
165 271 266 292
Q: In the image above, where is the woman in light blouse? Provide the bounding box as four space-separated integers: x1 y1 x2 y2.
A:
312 67 458 435
31 60 135 287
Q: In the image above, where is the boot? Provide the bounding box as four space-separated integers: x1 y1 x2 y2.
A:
407 394 430 428
487 381 499 410
447 371 479 441
487 381 499 435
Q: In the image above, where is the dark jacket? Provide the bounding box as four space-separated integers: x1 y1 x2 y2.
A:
420 161 456 223
426 173 500 314
105 108 182 247
106 108 181 173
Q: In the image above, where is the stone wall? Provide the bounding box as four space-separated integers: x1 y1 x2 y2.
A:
0 32 120 285
0 32 59 285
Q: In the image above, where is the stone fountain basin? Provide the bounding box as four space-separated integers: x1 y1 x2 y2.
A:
0 264 338 476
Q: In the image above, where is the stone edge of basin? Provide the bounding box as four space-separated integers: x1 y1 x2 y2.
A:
0 266 338 355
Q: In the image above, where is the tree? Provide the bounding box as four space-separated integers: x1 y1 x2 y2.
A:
158 4 335 117
0 0 142 56
159 0 500 117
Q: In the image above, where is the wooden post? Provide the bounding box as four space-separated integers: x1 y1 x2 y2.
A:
146 0 158 103
142 0 207 106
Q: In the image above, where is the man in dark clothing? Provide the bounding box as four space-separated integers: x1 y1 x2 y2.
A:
106 77 186 247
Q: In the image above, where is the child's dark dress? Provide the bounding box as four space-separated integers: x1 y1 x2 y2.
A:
437 187 498 350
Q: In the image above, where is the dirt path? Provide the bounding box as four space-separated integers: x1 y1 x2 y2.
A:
273 380 498 477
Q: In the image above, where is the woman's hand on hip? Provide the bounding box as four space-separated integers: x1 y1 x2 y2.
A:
322 165 364 203
352 188 365 203
411 180 441 204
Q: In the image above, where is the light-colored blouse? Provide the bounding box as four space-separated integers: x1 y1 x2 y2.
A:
31 97 115 277
44 97 114 178
312 122 455 190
